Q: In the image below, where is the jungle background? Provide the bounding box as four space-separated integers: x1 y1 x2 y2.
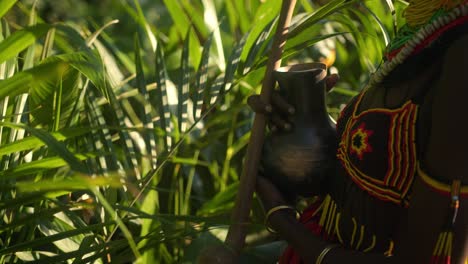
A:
0 0 407 263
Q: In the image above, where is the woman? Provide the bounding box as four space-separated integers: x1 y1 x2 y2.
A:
253 1 468 263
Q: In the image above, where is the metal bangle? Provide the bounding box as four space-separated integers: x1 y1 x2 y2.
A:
315 244 339 264
264 205 299 233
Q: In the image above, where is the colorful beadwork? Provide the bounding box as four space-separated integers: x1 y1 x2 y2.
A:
349 123 374 160
368 3 468 88
337 93 419 206
312 195 393 254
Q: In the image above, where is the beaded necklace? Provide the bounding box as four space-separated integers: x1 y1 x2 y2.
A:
367 2 468 88
404 0 464 27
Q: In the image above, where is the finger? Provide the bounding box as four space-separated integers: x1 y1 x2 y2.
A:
271 113 292 131
272 92 295 115
247 95 272 114
325 73 340 92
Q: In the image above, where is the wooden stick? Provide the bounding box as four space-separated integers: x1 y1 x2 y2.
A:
224 0 297 255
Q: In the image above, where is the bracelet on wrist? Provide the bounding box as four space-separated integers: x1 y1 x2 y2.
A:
264 205 300 233
315 244 340 264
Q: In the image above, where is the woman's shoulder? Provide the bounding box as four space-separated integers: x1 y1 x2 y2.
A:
441 32 468 69
422 33 468 183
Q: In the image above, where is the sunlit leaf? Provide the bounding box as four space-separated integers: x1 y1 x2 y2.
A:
0 223 109 255
15 251 57 261
0 0 18 20
152 41 170 150
222 33 248 93
238 0 281 73
202 0 225 71
162 0 202 68
177 29 191 133
0 122 89 174
0 24 50 64
193 33 213 120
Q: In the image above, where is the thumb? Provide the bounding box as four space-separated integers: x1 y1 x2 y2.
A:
325 73 340 92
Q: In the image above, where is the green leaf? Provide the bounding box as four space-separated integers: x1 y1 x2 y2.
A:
38 213 84 253
242 18 276 74
179 0 208 38
222 33 248 93
0 207 63 232
101 87 141 178
0 60 62 101
204 75 223 108
202 0 225 70
177 29 191 133
152 41 170 151
282 32 349 62
134 33 147 121
0 50 107 102
134 33 157 167
0 127 90 157
299 0 314 12
138 188 161 264
0 122 89 174
54 24 89 53
53 51 107 96
0 24 51 64
16 175 121 192
15 251 57 261
162 0 202 68
193 33 213 120
29 64 80 128
0 223 109 255
132 0 157 51
360 3 390 46
92 188 141 259
232 0 252 33
239 0 281 70
0 155 89 179
86 19 119 47
288 0 351 37
198 183 239 216
0 0 18 19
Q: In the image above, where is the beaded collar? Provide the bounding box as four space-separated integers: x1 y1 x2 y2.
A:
366 3 468 89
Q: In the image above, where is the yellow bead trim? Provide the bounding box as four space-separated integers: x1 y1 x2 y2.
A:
315 244 340 264
404 0 464 27
417 163 468 195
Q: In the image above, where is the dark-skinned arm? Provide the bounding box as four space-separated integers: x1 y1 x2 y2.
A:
256 175 396 263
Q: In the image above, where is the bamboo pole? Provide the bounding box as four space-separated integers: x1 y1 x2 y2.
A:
224 0 297 255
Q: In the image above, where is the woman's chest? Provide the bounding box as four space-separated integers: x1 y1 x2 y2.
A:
336 94 419 206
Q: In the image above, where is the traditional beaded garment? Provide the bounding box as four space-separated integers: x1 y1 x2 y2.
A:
280 2 468 263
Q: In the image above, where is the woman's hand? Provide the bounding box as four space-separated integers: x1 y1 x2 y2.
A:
247 73 339 132
256 174 329 262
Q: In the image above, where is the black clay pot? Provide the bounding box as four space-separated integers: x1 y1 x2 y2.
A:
261 62 337 199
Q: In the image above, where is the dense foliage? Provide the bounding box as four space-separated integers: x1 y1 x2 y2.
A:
0 0 407 263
